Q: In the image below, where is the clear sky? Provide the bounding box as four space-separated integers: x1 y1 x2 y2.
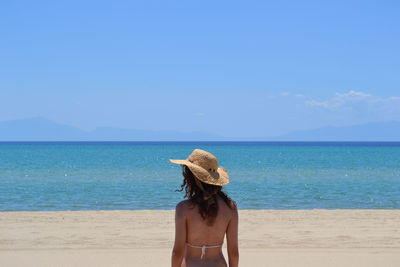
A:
1 0 399 138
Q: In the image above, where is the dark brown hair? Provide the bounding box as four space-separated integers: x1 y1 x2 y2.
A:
176 165 236 225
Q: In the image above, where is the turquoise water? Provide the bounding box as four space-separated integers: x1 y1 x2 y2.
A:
0 142 399 211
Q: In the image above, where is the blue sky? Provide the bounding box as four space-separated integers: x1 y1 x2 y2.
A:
0 1 399 138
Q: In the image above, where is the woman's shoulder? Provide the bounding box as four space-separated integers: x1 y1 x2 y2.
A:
217 195 237 210
175 199 192 212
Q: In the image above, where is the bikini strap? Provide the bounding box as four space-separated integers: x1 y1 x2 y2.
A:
186 243 223 259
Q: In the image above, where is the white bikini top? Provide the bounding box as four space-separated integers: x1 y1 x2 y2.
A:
186 242 223 259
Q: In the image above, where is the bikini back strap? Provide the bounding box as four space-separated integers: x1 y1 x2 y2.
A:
186 243 223 259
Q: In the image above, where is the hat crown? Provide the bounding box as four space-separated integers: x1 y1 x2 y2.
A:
188 149 218 172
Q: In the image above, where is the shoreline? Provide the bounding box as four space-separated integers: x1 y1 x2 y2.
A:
1 210 399 266
0 208 400 215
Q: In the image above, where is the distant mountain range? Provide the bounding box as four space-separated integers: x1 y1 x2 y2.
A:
0 117 225 141
0 117 399 141
269 121 400 141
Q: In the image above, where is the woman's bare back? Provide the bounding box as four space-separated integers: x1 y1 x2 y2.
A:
178 196 237 267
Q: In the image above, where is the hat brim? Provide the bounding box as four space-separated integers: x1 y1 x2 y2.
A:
169 159 229 186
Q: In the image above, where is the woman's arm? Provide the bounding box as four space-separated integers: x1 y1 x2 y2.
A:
171 202 187 267
226 206 239 267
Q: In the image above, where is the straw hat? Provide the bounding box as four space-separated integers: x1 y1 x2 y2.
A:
169 149 229 186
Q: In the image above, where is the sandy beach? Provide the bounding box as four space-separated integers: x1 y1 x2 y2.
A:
1 210 399 266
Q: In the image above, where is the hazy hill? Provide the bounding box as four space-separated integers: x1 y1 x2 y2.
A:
271 121 400 141
0 117 85 140
0 117 225 141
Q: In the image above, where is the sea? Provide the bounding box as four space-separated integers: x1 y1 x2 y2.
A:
0 141 399 211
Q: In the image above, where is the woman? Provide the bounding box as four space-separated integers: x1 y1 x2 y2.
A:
169 149 239 267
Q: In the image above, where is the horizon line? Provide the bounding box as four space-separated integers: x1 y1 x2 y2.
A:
1 140 400 143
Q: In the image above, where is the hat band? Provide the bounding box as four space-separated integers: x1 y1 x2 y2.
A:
188 158 217 173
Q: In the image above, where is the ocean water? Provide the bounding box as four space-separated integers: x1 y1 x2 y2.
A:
0 142 399 211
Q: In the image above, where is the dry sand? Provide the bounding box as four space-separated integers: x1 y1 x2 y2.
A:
1 210 399 266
